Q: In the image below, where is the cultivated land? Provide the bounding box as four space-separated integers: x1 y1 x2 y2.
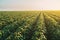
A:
0 11 60 40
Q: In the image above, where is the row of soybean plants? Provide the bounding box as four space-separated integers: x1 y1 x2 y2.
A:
46 12 60 25
4 13 39 40
43 13 60 40
31 13 47 40
21 13 41 40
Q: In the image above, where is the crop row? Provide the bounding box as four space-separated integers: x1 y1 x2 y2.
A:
43 13 60 40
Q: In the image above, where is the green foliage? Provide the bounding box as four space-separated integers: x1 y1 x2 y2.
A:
0 11 60 40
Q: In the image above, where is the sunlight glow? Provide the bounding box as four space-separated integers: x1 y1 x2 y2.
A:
0 0 60 11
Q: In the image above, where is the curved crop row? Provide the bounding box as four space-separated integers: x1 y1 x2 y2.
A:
31 13 47 40
43 13 60 40
46 13 60 25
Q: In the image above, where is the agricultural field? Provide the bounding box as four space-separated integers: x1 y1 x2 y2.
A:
0 11 60 40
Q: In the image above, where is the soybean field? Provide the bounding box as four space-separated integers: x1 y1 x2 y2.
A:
0 11 60 40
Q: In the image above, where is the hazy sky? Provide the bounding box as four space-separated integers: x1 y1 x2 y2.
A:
0 0 60 10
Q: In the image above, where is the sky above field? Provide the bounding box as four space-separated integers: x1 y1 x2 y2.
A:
0 0 60 11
